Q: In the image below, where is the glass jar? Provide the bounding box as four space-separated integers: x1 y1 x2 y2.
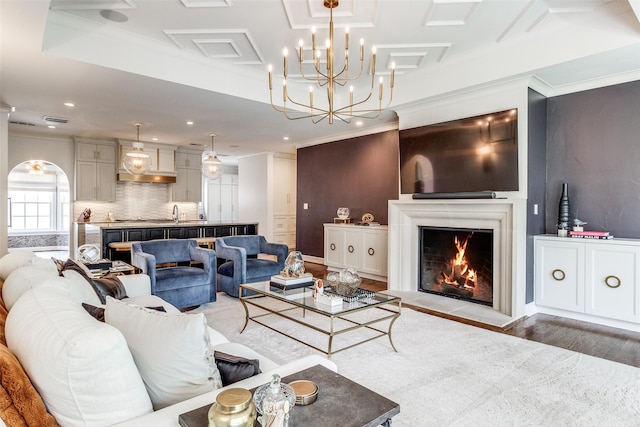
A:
253 375 295 427
208 388 256 427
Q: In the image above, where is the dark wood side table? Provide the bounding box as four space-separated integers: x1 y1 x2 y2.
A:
179 364 400 427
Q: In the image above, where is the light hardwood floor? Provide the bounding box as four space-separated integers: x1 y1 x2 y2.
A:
305 262 640 368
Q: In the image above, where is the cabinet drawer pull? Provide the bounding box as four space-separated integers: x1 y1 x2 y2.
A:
551 269 565 281
348 245 355 253
368 248 375 256
330 243 336 251
605 275 621 289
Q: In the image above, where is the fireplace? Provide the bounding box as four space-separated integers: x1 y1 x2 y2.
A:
387 198 527 327
419 226 493 306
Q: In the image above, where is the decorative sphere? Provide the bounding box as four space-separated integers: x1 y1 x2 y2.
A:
336 207 350 219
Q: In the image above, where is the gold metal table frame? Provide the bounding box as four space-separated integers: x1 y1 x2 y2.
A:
239 281 401 358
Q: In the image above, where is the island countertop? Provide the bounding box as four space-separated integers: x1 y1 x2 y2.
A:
75 221 259 258
76 220 256 229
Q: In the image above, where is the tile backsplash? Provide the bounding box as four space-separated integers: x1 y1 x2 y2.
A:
73 182 199 223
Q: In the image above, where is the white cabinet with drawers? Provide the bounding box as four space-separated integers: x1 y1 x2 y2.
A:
324 224 388 281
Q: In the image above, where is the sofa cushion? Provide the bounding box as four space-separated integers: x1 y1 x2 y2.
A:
60 271 103 306
218 259 282 281
61 259 128 304
214 351 261 386
155 266 209 291
105 297 223 410
0 251 36 280
83 303 166 322
5 285 153 426
2 266 59 310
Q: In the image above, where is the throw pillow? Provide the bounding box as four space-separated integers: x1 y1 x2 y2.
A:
61 259 127 304
105 297 222 410
214 351 261 386
6 285 153 425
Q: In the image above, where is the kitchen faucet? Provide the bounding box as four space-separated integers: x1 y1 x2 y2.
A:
172 204 179 223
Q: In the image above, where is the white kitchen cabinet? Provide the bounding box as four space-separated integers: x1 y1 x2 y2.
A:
119 142 177 175
75 139 116 201
238 153 296 249
535 235 640 324
173 149 202 203
324 224 388 280
207 173 238 222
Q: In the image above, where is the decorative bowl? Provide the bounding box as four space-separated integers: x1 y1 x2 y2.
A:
326 268 361 297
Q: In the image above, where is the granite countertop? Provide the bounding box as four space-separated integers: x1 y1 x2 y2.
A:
76 220 256 228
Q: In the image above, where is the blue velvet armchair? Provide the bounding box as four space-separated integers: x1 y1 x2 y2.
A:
215 235 288 297
131 239 216 308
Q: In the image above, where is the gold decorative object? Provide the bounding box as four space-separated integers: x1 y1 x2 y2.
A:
208 388 256 427
361 213 374 223
267 0 395 124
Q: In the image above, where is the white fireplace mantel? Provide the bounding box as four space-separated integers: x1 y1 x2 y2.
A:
386 198 527 328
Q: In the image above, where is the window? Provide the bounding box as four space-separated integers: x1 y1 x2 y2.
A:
8 162 70 233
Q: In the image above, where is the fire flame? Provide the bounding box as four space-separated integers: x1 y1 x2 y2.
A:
441 236 476 290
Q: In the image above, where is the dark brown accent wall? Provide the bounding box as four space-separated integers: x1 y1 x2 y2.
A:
296 130 399 257
546 80 640 238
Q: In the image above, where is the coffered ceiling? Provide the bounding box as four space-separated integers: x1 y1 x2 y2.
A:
2 0 640 162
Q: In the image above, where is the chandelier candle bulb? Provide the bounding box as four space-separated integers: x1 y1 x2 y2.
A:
391 62 395 87
371 46 376 75
283 48 288 78
360 38 364 60
312 26 316 51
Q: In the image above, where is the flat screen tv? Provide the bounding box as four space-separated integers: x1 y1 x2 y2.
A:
399 109 518 195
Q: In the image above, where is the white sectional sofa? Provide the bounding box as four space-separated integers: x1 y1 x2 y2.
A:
0 250 336 427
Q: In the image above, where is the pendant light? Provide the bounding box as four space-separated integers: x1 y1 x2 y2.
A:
202 133 223 180
122 123 152 175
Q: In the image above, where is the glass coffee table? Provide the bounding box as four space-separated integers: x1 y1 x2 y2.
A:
239 281 401 358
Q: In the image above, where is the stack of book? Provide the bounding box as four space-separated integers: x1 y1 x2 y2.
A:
270 273 314 290
569 230 613 240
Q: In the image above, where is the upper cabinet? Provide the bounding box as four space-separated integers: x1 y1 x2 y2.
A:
117 141 177 176
173 149 202 203
75 139 117 201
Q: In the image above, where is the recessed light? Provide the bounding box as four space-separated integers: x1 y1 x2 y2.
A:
186 121 194 125
152 137 158 141
355 121 363 126
283 136 289 140
63 102 75 107
99 9 128 23
47 125 56 129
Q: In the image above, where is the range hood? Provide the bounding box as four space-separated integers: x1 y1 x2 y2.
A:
117 173 176 184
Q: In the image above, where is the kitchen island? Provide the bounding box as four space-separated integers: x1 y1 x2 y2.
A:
76 221 258 260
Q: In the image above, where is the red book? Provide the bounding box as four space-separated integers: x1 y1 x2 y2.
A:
569 230 610 237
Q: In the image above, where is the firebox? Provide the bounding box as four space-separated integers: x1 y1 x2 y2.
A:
419 226 493 306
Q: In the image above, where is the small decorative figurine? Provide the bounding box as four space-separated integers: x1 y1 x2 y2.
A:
312 279 324 298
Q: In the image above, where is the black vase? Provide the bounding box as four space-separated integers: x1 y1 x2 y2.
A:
557 183 570 230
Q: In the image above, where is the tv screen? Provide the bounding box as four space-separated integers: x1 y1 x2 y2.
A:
399 109 519 195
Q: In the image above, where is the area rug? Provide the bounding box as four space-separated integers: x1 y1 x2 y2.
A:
193 295 640 426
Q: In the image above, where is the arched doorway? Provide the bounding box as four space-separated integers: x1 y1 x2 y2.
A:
7 160 70 258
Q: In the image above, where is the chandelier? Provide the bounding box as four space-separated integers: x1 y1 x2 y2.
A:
26 160 46 176
268 0 395 124
122 123 152 175
202 133 223 180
